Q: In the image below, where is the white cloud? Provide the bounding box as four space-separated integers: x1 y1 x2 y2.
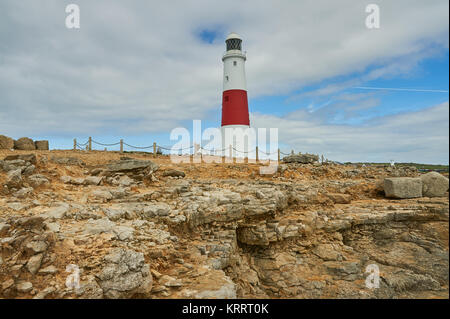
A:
252 102 449 164
0 0 448 163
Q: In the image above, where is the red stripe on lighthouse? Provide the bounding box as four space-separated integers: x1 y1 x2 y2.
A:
221 89 250 126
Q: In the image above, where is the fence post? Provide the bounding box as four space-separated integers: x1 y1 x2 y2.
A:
278 148 280 163
153 142 157 157
88 137 92 151
120 139 123 153
73 139 76 150
256 146 259 162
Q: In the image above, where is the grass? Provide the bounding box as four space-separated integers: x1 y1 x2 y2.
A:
351 162 449 172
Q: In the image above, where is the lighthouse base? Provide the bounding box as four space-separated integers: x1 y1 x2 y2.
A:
221 125 255 158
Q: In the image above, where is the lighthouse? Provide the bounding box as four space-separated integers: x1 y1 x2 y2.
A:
221 32 250 128
221 33 252 157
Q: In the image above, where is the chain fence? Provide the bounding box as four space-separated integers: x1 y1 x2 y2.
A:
73 137 323 161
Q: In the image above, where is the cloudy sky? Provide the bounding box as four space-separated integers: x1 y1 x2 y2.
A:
0 0 448 163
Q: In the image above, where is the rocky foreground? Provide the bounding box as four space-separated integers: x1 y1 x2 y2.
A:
0 150 448 299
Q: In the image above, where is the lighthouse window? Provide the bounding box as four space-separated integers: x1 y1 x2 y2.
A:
233 61 237 66
224 96 229 102
226 38 242 51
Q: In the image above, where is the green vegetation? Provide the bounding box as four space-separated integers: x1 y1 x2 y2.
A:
353 162 449 172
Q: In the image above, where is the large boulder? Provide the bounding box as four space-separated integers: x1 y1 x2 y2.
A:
97 248 152 299
34 140 49 150
420 172 449 197
0 135 14 149
14 137 36 150
283 154 319 164
384 177 422 199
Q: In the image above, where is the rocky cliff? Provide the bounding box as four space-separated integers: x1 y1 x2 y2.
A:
0 150 448 299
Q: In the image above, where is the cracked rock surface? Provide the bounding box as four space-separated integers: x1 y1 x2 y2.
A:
0 149 448 299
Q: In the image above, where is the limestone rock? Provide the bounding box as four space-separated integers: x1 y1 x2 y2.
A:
43 206 69 219
0 222 10 235
34 140 49 150
27 253 44 274
83 218 115 235
106 159 158 174
159 275 183 287
0 135 14 149
14 137 36 150
97 248 152 299
6 169 22 188
326 193 352 204
16 282 33 293
313 244 342 261
33 287 56 299
91 189 113 202
28 174 50 187
1 159 26 172
38 265 58 274
283 154 319 164
3 154 36 164
420 172 449 197
84 176 103 186
163 169 186 178
44 221 60 232
76 275 103 299
50 156 84 166
13 187 33 198
26 240 48 254
384 177 422 199
142 203 171 218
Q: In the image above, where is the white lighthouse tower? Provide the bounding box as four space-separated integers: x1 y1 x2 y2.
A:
221 33 252 157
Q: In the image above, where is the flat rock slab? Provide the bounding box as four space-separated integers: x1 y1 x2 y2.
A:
51 156 85 165
283 154 319 164
3 154 37 164
106 159 158 173
384 177 422 199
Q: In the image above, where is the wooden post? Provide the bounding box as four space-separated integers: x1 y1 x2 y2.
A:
73 139 77 150
153 142 157 157
256 146 259 162
88 137 92 151
278 148 280 162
